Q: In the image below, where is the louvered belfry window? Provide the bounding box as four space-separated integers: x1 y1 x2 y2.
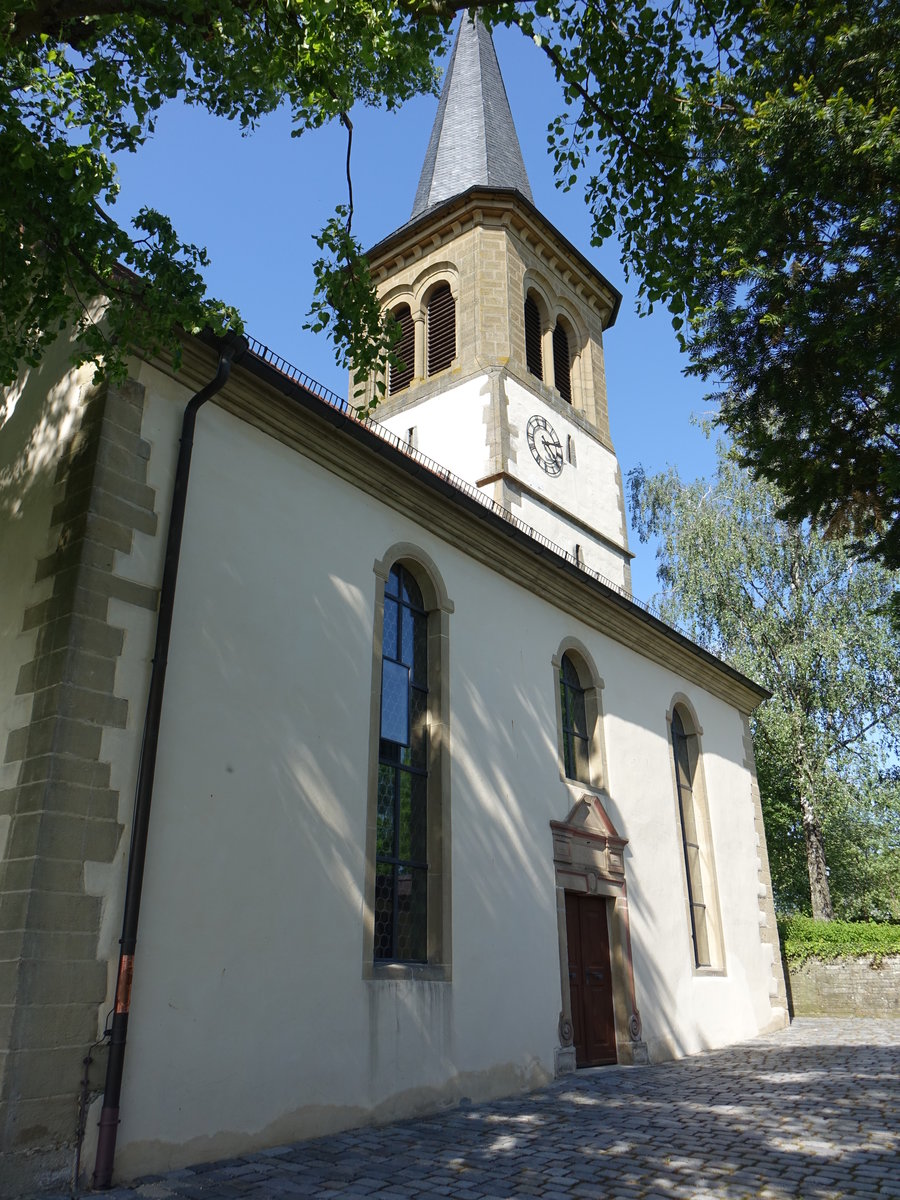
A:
389 304 415 395
427 283 455 376
524 295 543 380
553 321 572 403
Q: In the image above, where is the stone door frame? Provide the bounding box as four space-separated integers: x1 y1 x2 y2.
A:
551 795 648 1070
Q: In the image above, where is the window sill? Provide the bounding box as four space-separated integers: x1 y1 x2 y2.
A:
561 776 608 801
424 361 458 385
692 965 727 979
364 961 451 983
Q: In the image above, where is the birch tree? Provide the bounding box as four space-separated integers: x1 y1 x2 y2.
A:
630 443 900 920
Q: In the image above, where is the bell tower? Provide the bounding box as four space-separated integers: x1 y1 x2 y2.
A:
364 15 633 593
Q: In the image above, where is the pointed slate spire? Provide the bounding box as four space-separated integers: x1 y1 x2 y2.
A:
411 15 533 219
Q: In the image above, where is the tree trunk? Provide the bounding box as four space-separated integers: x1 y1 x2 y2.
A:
799 792 834 920
794 716 834 920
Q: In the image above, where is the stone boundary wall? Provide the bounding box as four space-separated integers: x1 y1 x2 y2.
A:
786 955 900 1018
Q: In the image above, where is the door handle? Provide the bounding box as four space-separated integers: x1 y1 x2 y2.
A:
586 969 604 984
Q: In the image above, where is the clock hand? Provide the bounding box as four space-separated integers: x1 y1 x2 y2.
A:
541 434 562 463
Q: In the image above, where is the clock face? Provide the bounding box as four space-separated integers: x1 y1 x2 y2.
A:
526 414 563 477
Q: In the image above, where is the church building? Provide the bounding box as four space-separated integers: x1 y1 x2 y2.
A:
0 17 787 1194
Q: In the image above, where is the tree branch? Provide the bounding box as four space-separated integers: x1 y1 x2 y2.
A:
524 29 666 170
340 111 353 233
8 0 190 43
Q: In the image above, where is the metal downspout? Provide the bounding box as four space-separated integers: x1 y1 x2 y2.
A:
92 336 246 1189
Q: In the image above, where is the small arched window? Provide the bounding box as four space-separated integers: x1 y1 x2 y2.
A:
553 321 572 403
555 643 607 793
560 653 590 783
524 294 543 380
671 707 712 968
376 564 428 962
389 304 415 395
427 283 455 376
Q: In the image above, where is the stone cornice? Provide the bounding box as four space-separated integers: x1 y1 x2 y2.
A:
367 188 622 330
479 469 633 562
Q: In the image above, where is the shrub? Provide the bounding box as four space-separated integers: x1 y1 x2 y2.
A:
778 915 900 965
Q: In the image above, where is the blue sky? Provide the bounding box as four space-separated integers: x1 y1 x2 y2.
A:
111 22 718 604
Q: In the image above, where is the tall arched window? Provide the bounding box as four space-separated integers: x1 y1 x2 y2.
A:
389 304 415 395
524 294 543 380
560 653 590 783
671 706 713 968
427 283 455 376
376 565 428 961
365 547 454 980
553 321 572 403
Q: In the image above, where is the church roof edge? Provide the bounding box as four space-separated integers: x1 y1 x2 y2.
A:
188 328 767 711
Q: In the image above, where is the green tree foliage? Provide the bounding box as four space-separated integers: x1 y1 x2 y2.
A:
684 1 900 579
0 0 446 385
522 0 899 576
630 442 900 921
3 0 897 545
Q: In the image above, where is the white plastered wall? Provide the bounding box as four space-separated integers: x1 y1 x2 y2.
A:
378 374 491 485
102 363 777 1178
510 492 627 587
503 379 623 539
378 375 629 588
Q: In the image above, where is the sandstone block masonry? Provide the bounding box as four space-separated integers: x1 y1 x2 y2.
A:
787 955 900 1018
1 378 157 1196
741 716 789 1019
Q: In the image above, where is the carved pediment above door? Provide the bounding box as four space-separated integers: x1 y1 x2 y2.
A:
550 794 627 885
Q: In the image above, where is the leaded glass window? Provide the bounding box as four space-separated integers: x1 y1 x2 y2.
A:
375 565 428 962
560 653 590 783
672 709 711 968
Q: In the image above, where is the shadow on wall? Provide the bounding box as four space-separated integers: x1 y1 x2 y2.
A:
145 531 707 1070
0 351 90 520
250 564 701 1068
131 416 757 1152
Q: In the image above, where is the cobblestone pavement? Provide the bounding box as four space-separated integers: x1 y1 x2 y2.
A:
67 1018 899 1200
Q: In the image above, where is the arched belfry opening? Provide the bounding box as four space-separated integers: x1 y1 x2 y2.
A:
524 293 543 381
426 282 456 376
389 304 415 395
553 320 572 404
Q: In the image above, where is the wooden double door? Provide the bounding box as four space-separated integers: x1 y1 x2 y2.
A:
565 892 617 1066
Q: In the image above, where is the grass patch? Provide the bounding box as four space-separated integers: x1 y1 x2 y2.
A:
778 915 900 965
